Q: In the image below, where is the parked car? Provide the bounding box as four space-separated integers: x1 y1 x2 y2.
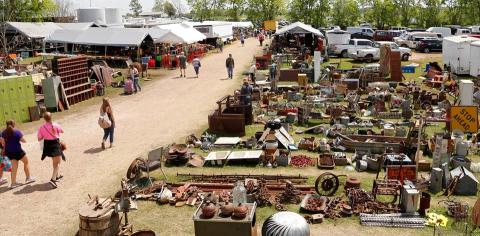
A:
394 32 442 48
415 38 443 53
373 30 402 41
347 27 375 39
348 41 411 62
330 39 374 58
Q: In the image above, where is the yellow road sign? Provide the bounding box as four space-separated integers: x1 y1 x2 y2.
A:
450 106 479 133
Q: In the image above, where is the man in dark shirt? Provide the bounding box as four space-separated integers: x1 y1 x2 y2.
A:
240 79 253 105
226 54 235 79
178 52 187 77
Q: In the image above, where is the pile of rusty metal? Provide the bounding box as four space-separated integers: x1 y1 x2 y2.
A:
166 143 189 165
290 155 316 168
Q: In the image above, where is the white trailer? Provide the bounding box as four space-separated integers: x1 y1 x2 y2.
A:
193 22 234 42
443 35 480 75
326 29 351 49
470 41 480 77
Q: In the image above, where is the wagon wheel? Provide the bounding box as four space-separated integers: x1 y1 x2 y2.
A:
126 158 144 180
315 172 340 196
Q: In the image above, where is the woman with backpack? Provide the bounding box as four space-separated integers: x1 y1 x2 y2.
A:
0 120 35 189
99 98 115 150
38 112 64 188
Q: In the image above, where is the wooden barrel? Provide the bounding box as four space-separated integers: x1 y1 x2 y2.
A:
79 198 120 236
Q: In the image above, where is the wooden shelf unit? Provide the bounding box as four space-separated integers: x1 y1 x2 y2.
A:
52 56 94 106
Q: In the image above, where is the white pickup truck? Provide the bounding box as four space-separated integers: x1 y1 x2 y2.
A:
348 41 412 62
330 39 374 58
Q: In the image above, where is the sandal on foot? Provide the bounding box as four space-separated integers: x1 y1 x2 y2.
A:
25 177 36 184
56 175 64 181
49 179 58 189
9 183 22 189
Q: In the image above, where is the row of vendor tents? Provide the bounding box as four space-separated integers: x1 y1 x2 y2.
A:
7 21 208 46
443 35 480 77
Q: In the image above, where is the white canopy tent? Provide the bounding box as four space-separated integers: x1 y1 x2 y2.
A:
7 22 62 39
153 23 206 44
275 22 323 37
46 28 160 47
203 21 254 28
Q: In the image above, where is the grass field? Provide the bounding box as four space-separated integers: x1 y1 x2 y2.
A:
115 52 480 236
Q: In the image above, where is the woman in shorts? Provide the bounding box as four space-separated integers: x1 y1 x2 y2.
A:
0 120 35 189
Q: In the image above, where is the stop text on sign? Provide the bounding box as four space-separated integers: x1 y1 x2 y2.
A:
450 106 479 133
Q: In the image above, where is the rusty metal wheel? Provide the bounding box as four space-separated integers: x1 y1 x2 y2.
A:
126 158 144 180
315 172 340 196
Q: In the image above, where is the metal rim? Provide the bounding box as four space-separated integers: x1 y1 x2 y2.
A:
315 172 340 196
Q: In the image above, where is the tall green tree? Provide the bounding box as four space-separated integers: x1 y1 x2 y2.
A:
152 0 164 12
188 0 226 21
392 0 417 27
364 0 397 29
417 0 442 27
330 0 360 29
225 0 245 21
129 0 142 16
288 0 329 27
163 1 177 17
245 0 285 25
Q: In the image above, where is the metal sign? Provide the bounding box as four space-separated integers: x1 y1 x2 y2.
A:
449 106 479 133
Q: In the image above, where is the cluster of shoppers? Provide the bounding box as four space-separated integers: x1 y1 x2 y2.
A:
0 112 65 189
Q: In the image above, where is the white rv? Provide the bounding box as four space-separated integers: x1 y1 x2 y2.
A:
443 35 480 75
470 41 480 77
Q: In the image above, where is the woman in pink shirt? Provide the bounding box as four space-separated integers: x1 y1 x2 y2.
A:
38 112 64 188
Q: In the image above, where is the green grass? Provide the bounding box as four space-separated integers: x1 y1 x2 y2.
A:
120 53 480 235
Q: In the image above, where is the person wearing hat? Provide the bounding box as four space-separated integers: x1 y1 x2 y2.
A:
240 79 253 105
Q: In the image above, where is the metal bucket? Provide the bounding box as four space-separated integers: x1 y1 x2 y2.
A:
355 160 368 172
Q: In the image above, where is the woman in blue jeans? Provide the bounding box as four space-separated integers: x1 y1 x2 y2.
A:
100 98 115 149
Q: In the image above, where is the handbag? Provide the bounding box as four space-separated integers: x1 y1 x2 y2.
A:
42 124 66 152
98 113 112 129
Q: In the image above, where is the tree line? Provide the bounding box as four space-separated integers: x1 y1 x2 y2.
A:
186 0 480 29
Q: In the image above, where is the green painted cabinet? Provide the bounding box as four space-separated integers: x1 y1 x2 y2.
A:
0 75 37 125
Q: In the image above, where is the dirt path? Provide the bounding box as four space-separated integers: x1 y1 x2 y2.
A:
0 38 262 236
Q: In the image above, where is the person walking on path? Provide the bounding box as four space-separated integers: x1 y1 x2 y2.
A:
0 120 35 189
240 33 245 47
38 112 64 189
178 52 187 78
226 54 235 79
129 65 141 93
191 56 201 78
217 38 224 52
100 98 115 150
258 32 265 46
249 63 257 85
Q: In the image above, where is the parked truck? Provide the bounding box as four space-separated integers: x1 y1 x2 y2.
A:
348 41 411 62
330 39 374 58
